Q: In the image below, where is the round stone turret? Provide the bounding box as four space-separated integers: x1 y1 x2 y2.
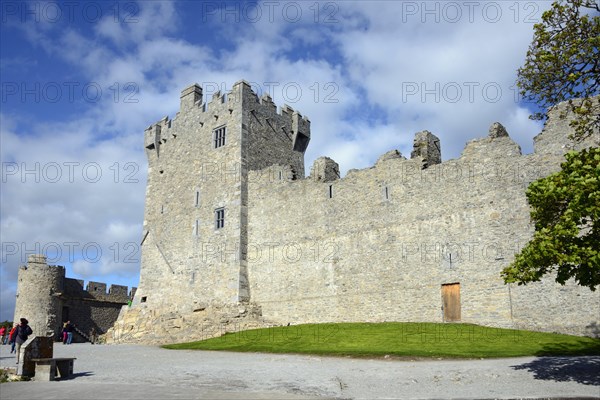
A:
13 255 65 337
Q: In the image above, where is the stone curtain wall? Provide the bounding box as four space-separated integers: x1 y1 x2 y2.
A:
61 298 127 338
247 102 599 336
62 279 134 338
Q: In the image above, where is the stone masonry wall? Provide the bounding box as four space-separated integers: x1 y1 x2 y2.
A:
246 101 599 336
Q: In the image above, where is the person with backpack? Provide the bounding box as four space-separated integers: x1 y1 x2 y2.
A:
15 318 33 364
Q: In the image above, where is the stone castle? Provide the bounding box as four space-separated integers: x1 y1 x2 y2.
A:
13 255 135 341
102 80 598 344
16 80 598 344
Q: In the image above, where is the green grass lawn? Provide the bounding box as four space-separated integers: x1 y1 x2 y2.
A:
163 322 600 359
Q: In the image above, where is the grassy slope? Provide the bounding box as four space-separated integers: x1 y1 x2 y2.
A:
163 322 600 358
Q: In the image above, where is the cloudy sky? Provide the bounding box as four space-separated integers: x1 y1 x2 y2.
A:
0 0 551 321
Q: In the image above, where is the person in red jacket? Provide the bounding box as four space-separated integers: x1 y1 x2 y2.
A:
0 326 6 344
8 325 17 353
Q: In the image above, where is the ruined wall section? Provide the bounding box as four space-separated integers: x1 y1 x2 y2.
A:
247 111 599 336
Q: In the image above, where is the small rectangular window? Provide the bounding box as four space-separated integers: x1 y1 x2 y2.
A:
141 296 147 303
328 185 333 199
215 207 225 229
194 219 200 236
213 126 226 148
195 191 200 207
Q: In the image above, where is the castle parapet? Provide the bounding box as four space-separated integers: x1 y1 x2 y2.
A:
260 93 277 113
108 284 129 298
60 277 134 303
87 281 107 294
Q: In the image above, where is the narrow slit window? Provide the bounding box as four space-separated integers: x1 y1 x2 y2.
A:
195 191 200 207
213 126 226 148
194 219 200 236
328 185 333 198
385 186 389 200
215 207 225 229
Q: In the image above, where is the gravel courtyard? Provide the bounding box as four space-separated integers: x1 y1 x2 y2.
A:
0 343 598 399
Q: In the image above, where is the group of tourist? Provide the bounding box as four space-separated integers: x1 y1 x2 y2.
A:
0 318 33 364
62 321 75 344
2 318 99 362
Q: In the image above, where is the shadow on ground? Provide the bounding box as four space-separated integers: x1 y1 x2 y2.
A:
60 371 94 380
511 356 600 386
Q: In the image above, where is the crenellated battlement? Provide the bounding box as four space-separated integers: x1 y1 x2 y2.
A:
144 81 310 164
63 278 136 303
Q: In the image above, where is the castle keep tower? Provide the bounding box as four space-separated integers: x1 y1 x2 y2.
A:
116 81 310 340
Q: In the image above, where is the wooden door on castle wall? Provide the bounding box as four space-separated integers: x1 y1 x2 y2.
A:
442 283 461 322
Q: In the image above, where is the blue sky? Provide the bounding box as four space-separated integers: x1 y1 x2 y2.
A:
0 0 552 321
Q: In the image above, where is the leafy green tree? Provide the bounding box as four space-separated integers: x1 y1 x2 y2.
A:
502 147 600 289
516 0 599 140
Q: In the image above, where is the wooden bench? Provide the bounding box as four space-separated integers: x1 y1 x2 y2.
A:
30 358 76 381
